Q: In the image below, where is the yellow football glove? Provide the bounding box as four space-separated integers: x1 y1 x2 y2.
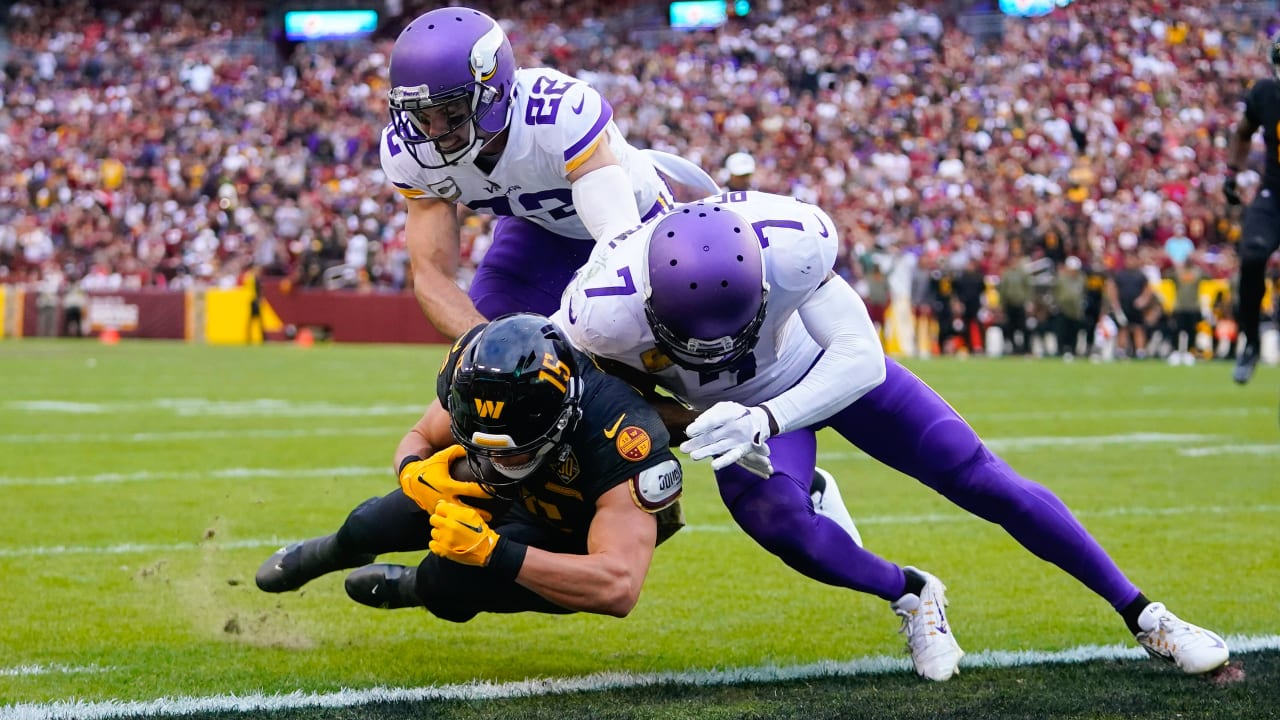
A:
399 445 502 521
429 501 501 567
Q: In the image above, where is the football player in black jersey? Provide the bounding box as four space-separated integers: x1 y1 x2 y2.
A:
1226 34 1280 385
255 313 684 621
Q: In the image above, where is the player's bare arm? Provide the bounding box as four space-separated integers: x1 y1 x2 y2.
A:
513 482 658 617
652 398 698 444
393 399 453 471
1228 113 1261 171
405 195 486 339
1225 110 1261 208
566 137 619 183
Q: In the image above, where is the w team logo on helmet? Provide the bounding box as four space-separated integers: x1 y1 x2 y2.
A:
387 7 516 169
643 203 769 372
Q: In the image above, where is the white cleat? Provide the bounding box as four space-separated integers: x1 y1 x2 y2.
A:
1134 602 1229 674
891 567 964 681
811 467 862 547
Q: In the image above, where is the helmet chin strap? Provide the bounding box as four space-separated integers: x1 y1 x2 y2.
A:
437 121 507 167
434 123 485 166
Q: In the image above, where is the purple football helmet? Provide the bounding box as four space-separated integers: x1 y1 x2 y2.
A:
644 203 769 372
388 8 516 168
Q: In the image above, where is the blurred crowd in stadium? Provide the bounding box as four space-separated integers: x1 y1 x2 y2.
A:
3 0 1279 361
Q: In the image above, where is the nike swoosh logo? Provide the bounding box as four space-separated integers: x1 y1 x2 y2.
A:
459 521 485 534
603 413 626 439
567 296 578 325
418 477 440 493
935 602 949 634
572 96 586 114
813 213 830 238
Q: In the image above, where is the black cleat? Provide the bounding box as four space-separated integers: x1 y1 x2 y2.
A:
255 534 375 593
1233 345 1260 385
345 564 423 609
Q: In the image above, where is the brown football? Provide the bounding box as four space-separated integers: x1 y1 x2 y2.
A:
449 454 478 482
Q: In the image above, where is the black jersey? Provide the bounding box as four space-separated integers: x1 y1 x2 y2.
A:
1244 78 1280 191
474 347 682 544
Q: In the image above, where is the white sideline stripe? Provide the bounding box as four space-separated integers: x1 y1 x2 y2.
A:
0 466 388 487
3 634 1277 720
0 427 403 444
5 504 1278 557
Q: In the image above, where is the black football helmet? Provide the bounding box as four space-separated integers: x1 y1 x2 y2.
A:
446 313 583 497
436 322 489 410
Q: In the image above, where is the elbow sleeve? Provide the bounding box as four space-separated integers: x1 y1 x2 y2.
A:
571 164 643 242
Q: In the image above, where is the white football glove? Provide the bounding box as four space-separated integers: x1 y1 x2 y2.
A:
734 447 774 479
680 402 772 471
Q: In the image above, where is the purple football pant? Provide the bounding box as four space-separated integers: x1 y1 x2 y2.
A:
714 357 1140 608
468 216 594 319
469 198 670 319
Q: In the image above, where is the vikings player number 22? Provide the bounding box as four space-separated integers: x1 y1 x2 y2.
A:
525 75 572 125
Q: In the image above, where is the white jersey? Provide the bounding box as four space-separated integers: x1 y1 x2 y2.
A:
553 191 839 410
381 67 668 240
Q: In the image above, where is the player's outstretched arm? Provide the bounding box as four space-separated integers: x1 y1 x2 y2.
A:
762 274 887 435
405 196 486 339
515 483 658 617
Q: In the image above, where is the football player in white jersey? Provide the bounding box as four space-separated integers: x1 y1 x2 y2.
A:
552 191 1230 682
382 6 697 340
379 7 844 527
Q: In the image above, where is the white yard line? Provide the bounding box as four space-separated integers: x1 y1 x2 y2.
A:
961 406 1267 421
2 634 1277 720
0 431 1234 486
7 398 1269 422
0 664 109 677
0 466 388 487
1178 444 1280 457
0 428 1225 449
3 504 1277 557
0 427 403 444
4 399 423 417
0 538 289 558
812 433 1218 461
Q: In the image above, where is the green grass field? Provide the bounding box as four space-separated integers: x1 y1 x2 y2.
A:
1 339 1276 719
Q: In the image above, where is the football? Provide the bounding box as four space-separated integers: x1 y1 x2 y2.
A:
449 453 478 483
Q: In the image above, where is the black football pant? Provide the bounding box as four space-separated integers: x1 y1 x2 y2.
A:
335 489 580 621
1237 188 1280 347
